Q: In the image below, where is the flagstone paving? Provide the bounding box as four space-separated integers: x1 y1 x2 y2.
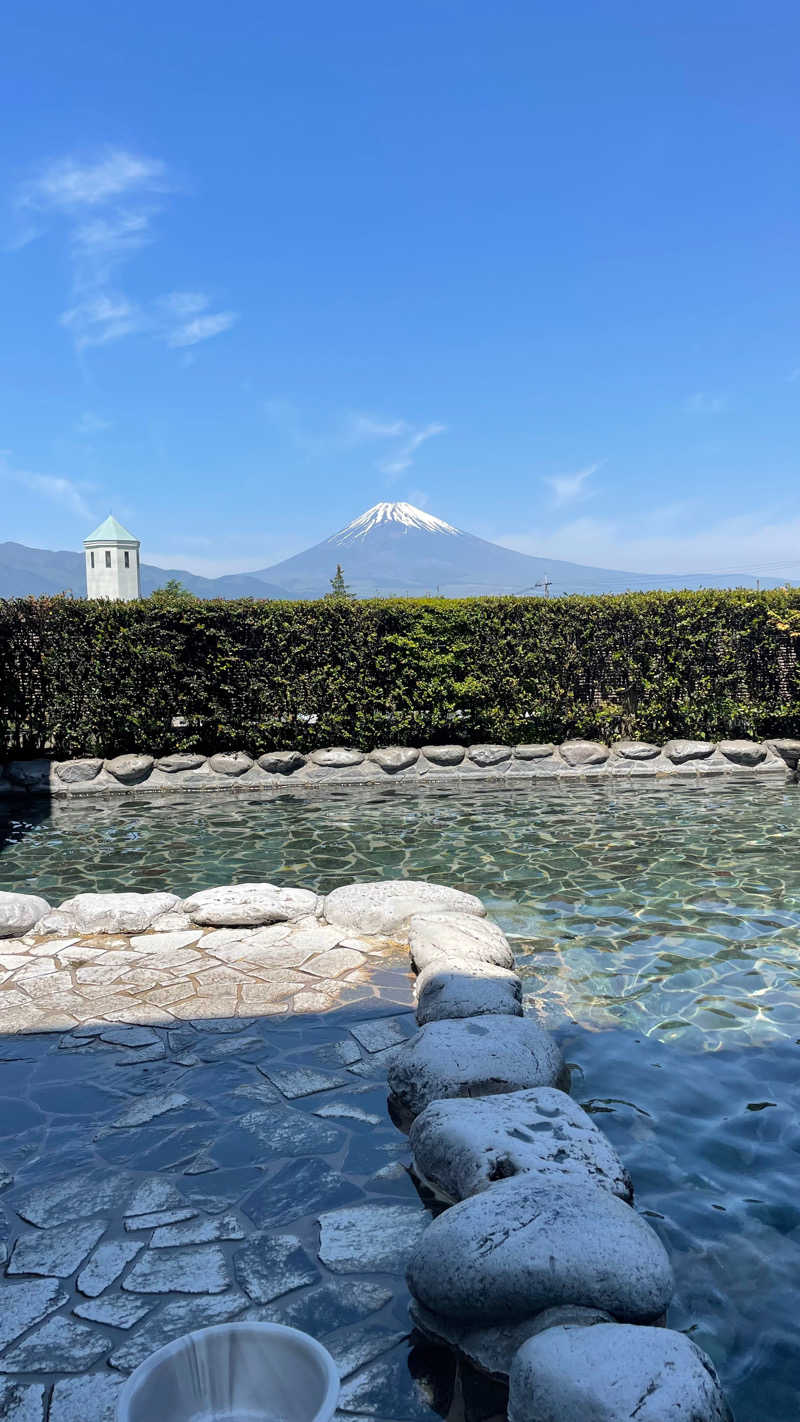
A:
0 929 507 1421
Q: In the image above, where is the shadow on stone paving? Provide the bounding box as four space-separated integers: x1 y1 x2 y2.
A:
0 995 508 1422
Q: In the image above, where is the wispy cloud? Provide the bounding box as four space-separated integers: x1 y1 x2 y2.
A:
166 309 238 348
544 461 601 507
377 422 446 477
11 148 237 353
0 453 94 521
345 412 446 477
493 501 800 582
75 411 112 435
685 391 728 414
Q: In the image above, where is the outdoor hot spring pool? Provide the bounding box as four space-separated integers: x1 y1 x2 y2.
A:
2 778 800 1419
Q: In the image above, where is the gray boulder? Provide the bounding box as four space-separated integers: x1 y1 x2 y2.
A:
207 752 253 776
182 883 318 926
717 739 767 766
387 1016 564 1122
508 1323 733 1422
0 892 51 939
422 745 466 766
257 751 306 774
468 745 512 767
408 912 514 972
54 759 103 783
35 891 179 935
410 1302 613 1380
409 1087 632 1201
513 744 556 760
309 748 364 768
369 747 419 773
104 754 154 783
611 741 660 760
155 754 206 773
766 737 800 767
6 760 51 789
324 880 485 935
407 1177 673 1324
415 961 523 1025
559 741 609 767
662 739 715 764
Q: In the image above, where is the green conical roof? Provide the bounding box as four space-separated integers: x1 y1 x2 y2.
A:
84 514 139 544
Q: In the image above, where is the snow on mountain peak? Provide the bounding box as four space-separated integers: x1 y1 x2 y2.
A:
330 501 461 544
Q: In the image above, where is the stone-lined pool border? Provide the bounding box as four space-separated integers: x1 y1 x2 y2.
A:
2 736 799 798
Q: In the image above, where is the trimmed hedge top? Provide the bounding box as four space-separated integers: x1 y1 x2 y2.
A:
1 590 799 760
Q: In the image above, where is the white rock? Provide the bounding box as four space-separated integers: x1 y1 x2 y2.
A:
415 961 523 1024
207 751 253 776
0 892 51 939
410 1301 612 1380
122 1244 229 1294
408 912 514 972
36 891 179 935
182 883 317 926
76 1240 143 1298
508 1323 733 1422
8 1220 107 1278
387 1016 564 1122
0 1278 67 1351
407 1177 673 1325
324 880 485 935
318 1203 429 1273
409 1088 632 1201
49 1372 123 1421
0 1380 47 1421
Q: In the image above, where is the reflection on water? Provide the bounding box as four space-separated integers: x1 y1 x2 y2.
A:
2 779 800 1418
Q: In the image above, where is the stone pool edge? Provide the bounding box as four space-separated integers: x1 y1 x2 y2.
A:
2 736 797 799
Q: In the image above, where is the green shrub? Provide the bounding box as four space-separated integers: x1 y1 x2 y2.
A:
1 589 798 759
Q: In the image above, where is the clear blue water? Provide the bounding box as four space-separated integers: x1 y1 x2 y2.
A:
2 779 799 1418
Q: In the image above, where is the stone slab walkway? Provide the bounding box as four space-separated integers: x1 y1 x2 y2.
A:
0 936 507 1421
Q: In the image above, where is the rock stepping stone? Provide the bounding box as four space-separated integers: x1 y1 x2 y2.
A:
8 1219 107 1279
0 893 51 939
408 911 514 972
410 1301 613 1380
76 1239 142 1298
409 1087 633 1202
407 1176 673 1324
414 960 523 1023
182 883 317 927
324 880 485 935
49 1372 124 1422
0 1380 48 1420
387 1017 565 1122
36 892 179 935
508 1322 733 1422
0 1314 110 1373
0 1278 68 1352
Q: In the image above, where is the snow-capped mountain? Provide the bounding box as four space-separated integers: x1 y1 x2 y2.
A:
331 501 460 543
254 500 783 598
2 500 787 600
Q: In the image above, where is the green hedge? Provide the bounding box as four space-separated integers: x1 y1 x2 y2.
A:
1 590 799 759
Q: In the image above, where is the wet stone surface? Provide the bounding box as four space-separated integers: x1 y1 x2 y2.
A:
0 942 508 1420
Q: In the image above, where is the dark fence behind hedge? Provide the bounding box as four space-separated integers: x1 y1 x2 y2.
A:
1 590 800 760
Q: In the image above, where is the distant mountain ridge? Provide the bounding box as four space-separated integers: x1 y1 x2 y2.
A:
0 500 788 599
0 543 288 600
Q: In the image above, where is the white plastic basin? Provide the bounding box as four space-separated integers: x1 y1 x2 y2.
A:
116 1321 340 1422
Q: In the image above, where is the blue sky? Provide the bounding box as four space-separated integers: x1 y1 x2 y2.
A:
3 1 800 578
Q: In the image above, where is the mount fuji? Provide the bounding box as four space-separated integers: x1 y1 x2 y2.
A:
253 500 781 598
0 500 786 599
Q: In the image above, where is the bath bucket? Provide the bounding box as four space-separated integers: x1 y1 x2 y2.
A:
116 1321 340 1422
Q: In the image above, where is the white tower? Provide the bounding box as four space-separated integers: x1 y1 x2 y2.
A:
84 515 141 600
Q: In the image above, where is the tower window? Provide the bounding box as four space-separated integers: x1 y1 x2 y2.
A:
90 551 95 568
105 550 111 568
124 551 130 568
